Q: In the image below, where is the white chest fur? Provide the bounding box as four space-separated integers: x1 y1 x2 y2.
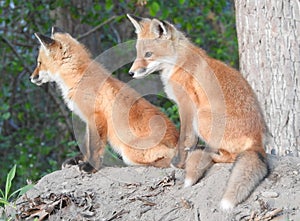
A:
160 68 178 104
67 100 87 123
54 74 87 123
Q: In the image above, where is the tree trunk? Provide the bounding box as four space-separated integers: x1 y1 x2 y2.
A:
235 0 299 156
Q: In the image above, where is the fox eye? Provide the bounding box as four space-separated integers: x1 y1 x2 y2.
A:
144 51 153 58
38 61 41 66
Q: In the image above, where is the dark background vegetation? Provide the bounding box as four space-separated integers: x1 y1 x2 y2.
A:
0 0 237 189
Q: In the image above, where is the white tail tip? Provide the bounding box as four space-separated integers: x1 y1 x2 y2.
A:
184 178 194 188
220 198 234 211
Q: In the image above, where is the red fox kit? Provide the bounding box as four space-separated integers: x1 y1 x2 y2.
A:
30 27 179 172
127 14 269 210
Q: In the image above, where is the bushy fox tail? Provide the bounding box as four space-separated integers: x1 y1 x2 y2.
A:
220 149 269 211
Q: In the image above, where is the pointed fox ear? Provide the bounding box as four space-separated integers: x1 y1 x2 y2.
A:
51 26 66 37
127 14 144 33
34 33 55 50
150 19 173 40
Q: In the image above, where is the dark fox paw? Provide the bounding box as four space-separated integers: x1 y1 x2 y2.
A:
78 162 97 173
171 154 185 169
61 154 84 169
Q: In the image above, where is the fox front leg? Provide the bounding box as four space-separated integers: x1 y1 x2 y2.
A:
62 153 85 169
171 102 198 168
79 118 107 173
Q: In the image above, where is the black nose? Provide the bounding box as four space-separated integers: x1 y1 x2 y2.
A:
128 71 134 77
30 75 39 81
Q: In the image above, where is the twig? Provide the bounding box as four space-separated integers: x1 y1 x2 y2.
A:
254 208 283 221
265 208 283 218
105 209 129 221
136 197 156 206
139 207 152 216
1 36 32 73
194 207 200 221
9 70 27 128
142 189 163 198
77 15 120 40
157 207 179 221
151 170 176 190
2 36 34 133
111 24 121 44
11 41 34 47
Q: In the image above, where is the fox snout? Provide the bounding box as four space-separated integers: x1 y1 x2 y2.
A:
129 56 163 79
30 74 39 81
30 70 51 86
30 71 41 85
30 74 42 86
128 67 147 78
128 57 150 79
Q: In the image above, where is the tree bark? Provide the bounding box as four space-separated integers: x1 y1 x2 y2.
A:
235 0 299 156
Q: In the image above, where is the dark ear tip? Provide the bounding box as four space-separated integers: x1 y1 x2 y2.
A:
161 20 168 26
127 14 143 22
35 33 55 45
52 26 66 35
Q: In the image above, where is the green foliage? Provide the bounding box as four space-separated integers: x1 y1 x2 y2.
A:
158 97 180 129
0 165 34 207
0 0 238 190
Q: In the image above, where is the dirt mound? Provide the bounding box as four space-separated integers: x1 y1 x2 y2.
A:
5 155 300 220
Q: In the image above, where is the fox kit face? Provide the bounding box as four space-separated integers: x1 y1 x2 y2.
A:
30 39 58 86
30 27 79 86
127 14 180 79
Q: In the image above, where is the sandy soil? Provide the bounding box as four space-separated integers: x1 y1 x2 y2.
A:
4 154 300 221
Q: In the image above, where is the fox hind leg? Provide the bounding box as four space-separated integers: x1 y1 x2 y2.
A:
211 149 236 163
184 147 214 187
